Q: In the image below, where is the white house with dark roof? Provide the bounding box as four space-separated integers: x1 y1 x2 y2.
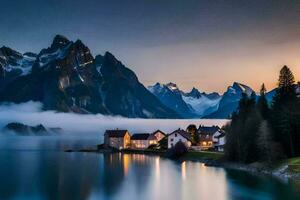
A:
215 131 226 152
168 129 192 149
104 129 131 150
131 133 157 149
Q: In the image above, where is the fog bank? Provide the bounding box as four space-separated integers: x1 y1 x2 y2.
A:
0 101 229 136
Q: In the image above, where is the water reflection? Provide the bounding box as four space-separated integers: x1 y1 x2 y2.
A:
0 137 300 200
181 161 186 180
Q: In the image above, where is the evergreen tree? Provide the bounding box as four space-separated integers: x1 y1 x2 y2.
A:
271 65 297 157
225 92 261 163
186 124 199 145
257 83 270 119
257 120 284 162
278 65 295 94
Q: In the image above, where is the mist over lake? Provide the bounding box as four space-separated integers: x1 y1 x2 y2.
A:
0 101 229 137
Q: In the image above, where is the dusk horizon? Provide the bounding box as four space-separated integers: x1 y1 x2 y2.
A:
1 0 300 93
1 1 300 199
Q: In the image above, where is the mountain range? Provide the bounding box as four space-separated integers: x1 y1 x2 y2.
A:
0 35 277 119
0 35 179 118
148 81 269 118
148 82 221 118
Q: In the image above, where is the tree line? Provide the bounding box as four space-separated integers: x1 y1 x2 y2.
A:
225 66 300 163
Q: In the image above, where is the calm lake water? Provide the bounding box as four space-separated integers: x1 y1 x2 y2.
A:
0 136 300 200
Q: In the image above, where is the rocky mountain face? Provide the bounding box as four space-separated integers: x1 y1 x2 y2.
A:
0 46 36 90
0 35 180 118
204 82 256 118
148 82 221 118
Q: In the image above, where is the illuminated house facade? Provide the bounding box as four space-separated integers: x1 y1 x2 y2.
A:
151 130 166 141
131 133 157 149
104 130 131 150
198 126 223 150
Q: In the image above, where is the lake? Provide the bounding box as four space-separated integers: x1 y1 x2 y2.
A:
0 136 300 200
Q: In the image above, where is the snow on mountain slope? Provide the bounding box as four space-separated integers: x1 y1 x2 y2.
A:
148 83 221 117
204 82 255 118
0 35 180 119
0 47 37 76
182 94 221 116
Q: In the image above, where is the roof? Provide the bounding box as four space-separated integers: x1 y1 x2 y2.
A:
198 126 220 135
131 133 156 140
105 130 128 138
216 131 226 138
169 129 192 141
152 129 166 136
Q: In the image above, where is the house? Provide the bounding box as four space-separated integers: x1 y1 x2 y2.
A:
151 130 166 141
104 129 131 150
198 125 222 150
168 129 192 149
214 131 226 152
131 133 158 149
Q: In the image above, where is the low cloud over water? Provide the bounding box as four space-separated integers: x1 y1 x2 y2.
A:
0 101 229 136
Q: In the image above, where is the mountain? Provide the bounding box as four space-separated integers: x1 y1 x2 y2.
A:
148 82 196 118
3 122 63 136
265 88 276 103
148 83 221 118
3 122 48 136
182 87 221 116
0 46 36 90
0 35 180 118
204 82 255 118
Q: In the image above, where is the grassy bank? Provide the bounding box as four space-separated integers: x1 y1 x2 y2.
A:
180 151 224 162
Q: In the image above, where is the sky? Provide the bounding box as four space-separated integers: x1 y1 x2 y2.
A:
0 0 300 93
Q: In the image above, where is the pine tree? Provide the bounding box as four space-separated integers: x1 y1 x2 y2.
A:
278 65 295 94
271 65 297 157
186 124 199 145
257 83 270 119
225 92 261 163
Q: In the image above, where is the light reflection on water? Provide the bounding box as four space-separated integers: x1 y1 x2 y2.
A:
0 136 300 200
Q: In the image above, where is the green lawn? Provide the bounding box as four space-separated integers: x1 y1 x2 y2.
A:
181 151 224 161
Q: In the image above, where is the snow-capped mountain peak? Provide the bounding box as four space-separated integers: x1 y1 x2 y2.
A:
51 34 71 49
0 46 36 76
231 82 254 96
165 82 179 92
148 82 221 117
185 87 202 98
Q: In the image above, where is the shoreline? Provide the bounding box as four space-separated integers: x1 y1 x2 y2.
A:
65 147 300 182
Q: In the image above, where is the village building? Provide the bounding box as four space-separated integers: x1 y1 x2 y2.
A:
168 129 192 149
151 130 166 141
104 129 131 150
131 133 157 149
214 131 226 152
198 125 222 150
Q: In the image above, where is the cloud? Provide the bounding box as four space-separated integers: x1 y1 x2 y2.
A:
0 101 229 150
0 101 229 135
